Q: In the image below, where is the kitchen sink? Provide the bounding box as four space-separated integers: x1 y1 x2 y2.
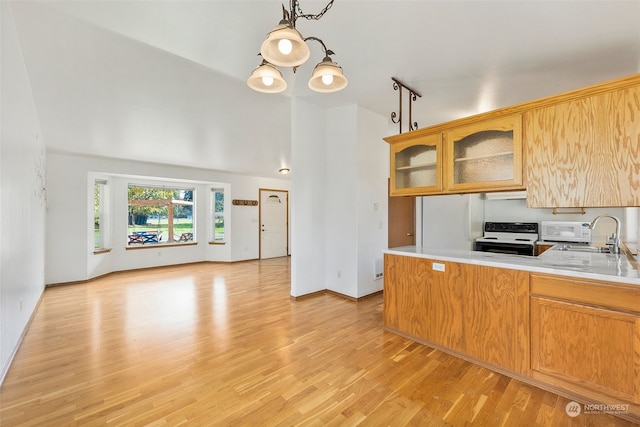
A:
553 244 610 253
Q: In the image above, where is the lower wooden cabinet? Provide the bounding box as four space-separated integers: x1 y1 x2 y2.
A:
383 254 529 373
530 273 640 405
384 254 640 423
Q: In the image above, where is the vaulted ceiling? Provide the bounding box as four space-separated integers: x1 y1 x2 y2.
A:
9 1 640 179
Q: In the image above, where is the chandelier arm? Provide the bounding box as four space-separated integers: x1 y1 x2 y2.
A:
303 36 330 57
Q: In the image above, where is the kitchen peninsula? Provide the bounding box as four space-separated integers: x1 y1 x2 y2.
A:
383 246 640 423
382 72 640 423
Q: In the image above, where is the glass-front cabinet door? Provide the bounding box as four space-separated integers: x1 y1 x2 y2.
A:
444 114 524 192
390 133 442 196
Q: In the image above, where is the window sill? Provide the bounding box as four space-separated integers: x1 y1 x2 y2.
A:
126 242 197 250
93 248 112 255
209 241 226 245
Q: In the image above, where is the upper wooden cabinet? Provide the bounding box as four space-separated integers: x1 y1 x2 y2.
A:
386 114 523 196
524 82 640 207
444 114 523 193
385 73 640 205
390 132 442 196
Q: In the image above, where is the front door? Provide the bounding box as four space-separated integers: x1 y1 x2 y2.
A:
259 189 288 259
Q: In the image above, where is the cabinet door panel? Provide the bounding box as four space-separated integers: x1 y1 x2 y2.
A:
390 133 442 196
383 254 429 340
427 261 468 353
525 85 640 207
465 266 529 373
444 114 523 192
531 297 640 403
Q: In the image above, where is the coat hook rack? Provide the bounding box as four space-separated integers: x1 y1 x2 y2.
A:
391 77 422 134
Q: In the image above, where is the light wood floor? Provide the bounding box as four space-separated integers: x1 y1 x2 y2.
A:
0 259 635 426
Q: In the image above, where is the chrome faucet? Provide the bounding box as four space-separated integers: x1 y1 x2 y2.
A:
589 214 621 254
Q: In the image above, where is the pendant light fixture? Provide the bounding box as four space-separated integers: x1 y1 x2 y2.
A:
308 54 347 93
247 61 288 93
247 0 347 94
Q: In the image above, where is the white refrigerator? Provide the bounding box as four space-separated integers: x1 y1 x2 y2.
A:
418 194 484 250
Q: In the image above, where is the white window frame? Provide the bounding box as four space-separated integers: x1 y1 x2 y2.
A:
211 188 225 242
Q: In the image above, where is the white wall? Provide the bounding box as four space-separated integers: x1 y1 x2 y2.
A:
355 107 390 297
1 2 47 381
483 198 628 243
290 99 327 297
325 106 358 296
46 151 290 284
417 195 638 250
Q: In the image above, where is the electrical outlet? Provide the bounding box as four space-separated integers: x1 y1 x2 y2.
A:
374 258 384 280
432 262 445 272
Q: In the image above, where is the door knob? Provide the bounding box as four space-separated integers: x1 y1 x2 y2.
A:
407 233 414 236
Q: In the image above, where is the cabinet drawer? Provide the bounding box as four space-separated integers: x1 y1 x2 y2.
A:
530 273 640 314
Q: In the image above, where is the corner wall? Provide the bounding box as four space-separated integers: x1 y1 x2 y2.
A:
290 99 328 297
1 3 47 381
291 101 388 298
325 106 388 298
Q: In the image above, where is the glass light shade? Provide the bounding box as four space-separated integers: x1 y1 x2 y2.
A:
308 58 348 93
247 62 287 93
260 24 310 67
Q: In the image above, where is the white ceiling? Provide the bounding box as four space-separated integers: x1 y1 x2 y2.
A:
9 1 640 179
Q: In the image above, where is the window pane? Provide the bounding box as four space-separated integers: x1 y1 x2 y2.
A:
94 182 103 249
128 185 195 245
212 189 224 241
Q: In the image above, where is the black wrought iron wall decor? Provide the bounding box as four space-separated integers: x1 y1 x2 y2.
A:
391 77 422 133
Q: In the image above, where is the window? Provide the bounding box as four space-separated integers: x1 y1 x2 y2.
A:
212 188 225 241
94 180 107 249
127 185 194 246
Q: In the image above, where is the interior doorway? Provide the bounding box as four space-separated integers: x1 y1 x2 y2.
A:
388 180 415 248
259 189 289 259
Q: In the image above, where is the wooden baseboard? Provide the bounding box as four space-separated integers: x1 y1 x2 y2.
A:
46 260 249 287
292 289 383 302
